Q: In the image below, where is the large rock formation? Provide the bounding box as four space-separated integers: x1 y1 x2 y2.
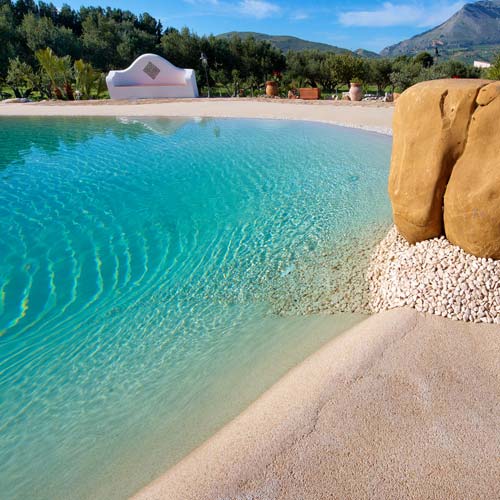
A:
388 79 500 259
444 82 500 258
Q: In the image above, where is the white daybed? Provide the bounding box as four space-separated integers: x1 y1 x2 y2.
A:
106 54 199 99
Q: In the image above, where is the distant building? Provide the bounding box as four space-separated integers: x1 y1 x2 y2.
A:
473 60 491 69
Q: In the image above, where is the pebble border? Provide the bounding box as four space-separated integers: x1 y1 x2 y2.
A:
368 226 500 324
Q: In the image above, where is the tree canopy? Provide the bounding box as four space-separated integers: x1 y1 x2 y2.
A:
0 0 491 99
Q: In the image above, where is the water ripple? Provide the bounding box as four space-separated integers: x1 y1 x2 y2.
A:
0 117 392 500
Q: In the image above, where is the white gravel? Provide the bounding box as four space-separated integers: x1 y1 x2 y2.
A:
368 226 500 324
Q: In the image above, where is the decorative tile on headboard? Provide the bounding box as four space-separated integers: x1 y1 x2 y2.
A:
143 62 161 80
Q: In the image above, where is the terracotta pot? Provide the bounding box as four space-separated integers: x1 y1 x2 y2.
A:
349 82 363 102
266 81 278 97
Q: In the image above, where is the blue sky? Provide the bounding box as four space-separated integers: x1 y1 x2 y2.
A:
55 0 470 52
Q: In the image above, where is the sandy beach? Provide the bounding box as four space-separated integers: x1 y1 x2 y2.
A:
0 98 394 135
134 308 500 500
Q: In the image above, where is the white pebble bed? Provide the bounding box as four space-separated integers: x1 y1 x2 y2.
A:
368 226 500 324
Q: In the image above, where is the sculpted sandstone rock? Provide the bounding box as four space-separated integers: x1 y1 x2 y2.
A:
444 82 500 259
388 78 500 259
388 79 488 243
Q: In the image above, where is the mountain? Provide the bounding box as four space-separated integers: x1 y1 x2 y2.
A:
381 0 500 62
354 48 380 59
218 31 354 54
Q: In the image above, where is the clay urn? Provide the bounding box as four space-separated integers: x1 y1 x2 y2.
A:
349 82 363 101
266 81 278 97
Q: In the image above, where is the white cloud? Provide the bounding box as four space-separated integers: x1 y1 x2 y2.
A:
183 0 281 19
239 0 281 19
338 1 465 28
291 11 309 21
183 0 219 5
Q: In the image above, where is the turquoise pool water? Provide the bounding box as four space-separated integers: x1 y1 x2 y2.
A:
0 117 392 499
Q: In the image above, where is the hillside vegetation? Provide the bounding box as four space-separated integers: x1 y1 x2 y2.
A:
1 0 498 101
